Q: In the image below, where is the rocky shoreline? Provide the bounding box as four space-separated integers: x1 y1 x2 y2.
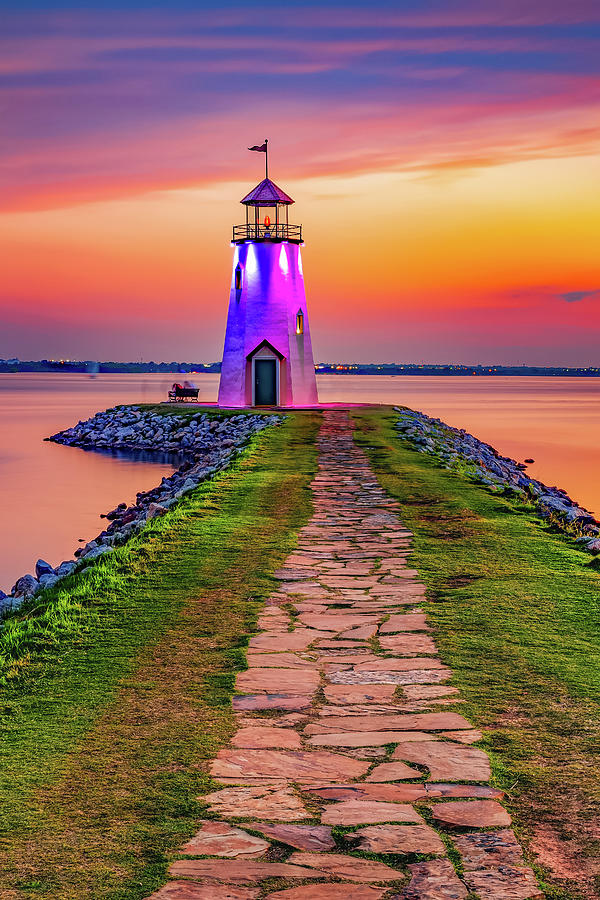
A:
0 406 281 614
3 403 596 617
394 407 600 553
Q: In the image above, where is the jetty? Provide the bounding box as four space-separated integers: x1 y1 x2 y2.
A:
1 404 598 898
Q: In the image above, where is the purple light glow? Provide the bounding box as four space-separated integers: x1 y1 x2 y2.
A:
218 240 318 408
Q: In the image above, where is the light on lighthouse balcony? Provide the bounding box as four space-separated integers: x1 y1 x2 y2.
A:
279 244 289 273
245 243 258 275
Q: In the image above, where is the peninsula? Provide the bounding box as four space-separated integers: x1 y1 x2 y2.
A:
0 404 598 900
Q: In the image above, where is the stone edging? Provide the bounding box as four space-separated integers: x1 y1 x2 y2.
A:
0 406 282 614
394 406 600 553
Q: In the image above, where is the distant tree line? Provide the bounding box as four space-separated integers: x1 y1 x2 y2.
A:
0 360 221 374
314 363 600 376
0 360 598 376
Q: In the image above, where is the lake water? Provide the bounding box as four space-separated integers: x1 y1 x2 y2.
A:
0 373 178 592
0 372 598 592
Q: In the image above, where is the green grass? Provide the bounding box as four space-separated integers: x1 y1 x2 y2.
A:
353 408 600 900
0 411 320 900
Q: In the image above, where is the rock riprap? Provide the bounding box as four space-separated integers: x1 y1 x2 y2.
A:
394 406 600 552
1 408 280 613
146 410 541 899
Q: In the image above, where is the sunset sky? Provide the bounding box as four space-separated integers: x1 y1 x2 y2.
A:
1 1 599 364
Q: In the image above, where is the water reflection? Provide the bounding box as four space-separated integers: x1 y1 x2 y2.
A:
73 446 184 466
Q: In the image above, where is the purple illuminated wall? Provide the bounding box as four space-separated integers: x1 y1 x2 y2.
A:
218 241 318 407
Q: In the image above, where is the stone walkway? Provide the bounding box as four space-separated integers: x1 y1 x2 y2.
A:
147 411 543 900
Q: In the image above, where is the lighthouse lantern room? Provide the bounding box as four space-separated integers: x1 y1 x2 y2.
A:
218 151 318 408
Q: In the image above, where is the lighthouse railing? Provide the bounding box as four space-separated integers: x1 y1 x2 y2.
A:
232 223 302 243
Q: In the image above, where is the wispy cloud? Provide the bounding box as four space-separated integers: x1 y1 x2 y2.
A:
0 3 599 210
560 289 600 303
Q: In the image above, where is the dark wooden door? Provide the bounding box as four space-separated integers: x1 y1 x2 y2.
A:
254 359 277 405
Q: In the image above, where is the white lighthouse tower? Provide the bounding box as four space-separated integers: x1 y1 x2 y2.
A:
218 150 318 408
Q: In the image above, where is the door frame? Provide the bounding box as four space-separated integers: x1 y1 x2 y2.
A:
252 355 279 406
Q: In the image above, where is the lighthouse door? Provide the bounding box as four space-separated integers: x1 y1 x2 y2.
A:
254 359 277 406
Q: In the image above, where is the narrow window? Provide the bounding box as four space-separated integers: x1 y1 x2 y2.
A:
296 310 304 335
234 264 242 290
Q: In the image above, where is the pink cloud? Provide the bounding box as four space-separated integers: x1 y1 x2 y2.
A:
0 68 598 212
0 6 599 211
2 31 598 80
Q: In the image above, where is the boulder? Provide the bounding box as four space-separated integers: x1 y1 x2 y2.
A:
538 495 569 515
82 545 112 562
583 524 600 535
39 573 59 591
35 559 55 579
562 506 591 522
13 574 39 598
56 560 76 578
0 594 18 615
147 502 168 519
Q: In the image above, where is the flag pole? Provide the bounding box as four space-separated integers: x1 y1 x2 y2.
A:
265 139 268 180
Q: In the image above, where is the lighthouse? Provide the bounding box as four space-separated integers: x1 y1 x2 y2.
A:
218 151 318 408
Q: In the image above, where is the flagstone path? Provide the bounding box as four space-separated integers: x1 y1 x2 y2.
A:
147 411 543 900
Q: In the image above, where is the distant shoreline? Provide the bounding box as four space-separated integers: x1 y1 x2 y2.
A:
1 361 599 377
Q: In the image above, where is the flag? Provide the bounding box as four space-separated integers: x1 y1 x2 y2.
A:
248 141 267 152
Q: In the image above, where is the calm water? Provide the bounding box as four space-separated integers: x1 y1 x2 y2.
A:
0 373 179 592
1 372 598 592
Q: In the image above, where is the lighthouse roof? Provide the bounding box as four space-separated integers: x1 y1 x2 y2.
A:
241 178 294 206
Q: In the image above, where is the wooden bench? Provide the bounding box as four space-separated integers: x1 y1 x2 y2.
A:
168 383 199 402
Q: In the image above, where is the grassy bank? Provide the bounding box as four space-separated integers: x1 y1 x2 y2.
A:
353 408 600 900
0 410 320 900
